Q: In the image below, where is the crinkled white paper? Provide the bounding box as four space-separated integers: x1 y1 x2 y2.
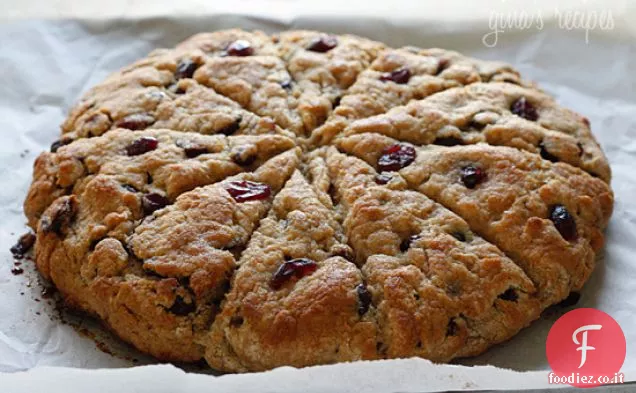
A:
1 1 635 391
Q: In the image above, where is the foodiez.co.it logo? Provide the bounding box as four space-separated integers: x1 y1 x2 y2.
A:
546 308 626 387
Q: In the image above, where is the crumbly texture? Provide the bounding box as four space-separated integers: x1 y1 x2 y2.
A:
24 29 613 372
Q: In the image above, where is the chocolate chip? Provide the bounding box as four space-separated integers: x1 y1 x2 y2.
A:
231 146 257 166
400 235 420 252
498 288 519 302
435 59 450 75
511 97 539 121
217 117 242 135
433 136 463 147
168 295 196 316
380 67 411 84
356 283 372 315
307 36 338 53
184 145 209 158
126 137 158 156
11 267 24 275
50 138 73 153
460 165 487 189
446 318 459 336
280 80 293 90
142 193 171 215
121 184 138 193
41 198 77 236
549 204 577 241
539 142 559 162
115 113 155 131
451 232 467 242
229 315 244 327
10 232 36 258
175 59 199 80
226 40 254 57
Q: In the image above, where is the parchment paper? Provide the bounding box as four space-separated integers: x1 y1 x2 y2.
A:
1 1 635 391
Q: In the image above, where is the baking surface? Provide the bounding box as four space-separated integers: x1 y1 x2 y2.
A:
1 1 635 391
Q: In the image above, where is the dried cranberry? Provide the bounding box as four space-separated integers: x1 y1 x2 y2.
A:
174 59 199 79
10 232 36 258
307 36 338 53
539 142 559 162
498 288 519 302
115 113 155 131
224 181 271 202
226 40 254 57
168 295 196 315
270 258 318 289
549 204 577 241
217 117 242 135
377 144 416 172
380 67 411 84
374 173 393 184
460 165 486 189
511 97 538 121
126 137 158 156
142 193 171 215
356 283 372 315
50 138 72 153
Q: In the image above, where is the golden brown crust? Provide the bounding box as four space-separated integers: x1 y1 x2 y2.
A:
24 29 614 372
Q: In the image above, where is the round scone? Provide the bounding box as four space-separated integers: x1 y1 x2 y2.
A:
23 29 613 371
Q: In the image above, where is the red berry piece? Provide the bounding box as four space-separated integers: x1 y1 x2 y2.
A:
142 193 171 215
356 283 372 315
378 144 416 172
511 97 539 121
174 59 199 79
270 258 318 289
460 165 486 189
307 36 338 53
224 181 271 203
380 67 411 84
226 40 254 56
549 204 577 241
126 137 158 156
115 113 155 131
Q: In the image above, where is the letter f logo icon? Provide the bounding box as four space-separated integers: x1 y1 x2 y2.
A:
572 324 602 368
